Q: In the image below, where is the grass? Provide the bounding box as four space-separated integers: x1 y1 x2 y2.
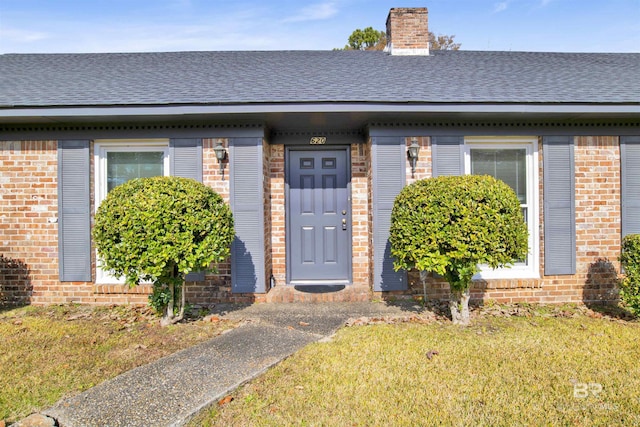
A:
0 304 235 424
192 308 640 426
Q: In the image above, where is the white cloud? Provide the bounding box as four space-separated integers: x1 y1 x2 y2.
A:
281 2 338 23
0 28 51 52
0 28 50 43
493 1 509 13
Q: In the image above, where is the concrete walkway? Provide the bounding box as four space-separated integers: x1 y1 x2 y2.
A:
43 302 420 427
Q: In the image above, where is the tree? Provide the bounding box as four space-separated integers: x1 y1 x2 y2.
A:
429 33 461 51
345 27 387 50
340 28 460 51
93 176 234 326
390 175 528 325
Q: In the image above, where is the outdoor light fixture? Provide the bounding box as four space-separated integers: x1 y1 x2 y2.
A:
408 137 420 178
214 140 227 180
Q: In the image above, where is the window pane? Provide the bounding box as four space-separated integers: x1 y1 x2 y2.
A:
107 151 164 192
471 149 526 203
470 149 496 176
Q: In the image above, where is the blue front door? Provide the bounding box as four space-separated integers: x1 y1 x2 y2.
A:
287 148 351 283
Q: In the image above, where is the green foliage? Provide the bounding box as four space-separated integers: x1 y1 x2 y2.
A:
345 27 386 50
390 175 529 292
149 284 175 314
93 176 234 315
619 234 640 315
339 27 460 51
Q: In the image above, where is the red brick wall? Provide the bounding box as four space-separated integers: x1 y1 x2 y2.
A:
0 139 239 307
1 141 60 305
0 135 625 307
94 138 235 305
266 142 372 302
351 143 370 291
269 144 286 287
402 136 622 305
386 8 429 51
573 136 620 302
185 138 233 304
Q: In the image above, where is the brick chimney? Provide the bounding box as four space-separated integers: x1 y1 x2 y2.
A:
385 7 429 56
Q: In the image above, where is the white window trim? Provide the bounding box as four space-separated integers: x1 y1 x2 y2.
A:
94 139 170 284
463 136 540 280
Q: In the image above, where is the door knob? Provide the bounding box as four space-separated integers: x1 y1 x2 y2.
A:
342 218 347 230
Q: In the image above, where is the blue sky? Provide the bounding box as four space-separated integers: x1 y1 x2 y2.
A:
0 0 638 53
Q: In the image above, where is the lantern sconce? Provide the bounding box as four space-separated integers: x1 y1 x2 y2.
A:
408 137 420 178
213 140 228 180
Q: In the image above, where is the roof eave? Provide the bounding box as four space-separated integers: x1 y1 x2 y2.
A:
0 102 639 124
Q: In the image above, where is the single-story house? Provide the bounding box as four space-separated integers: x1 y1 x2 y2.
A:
1 7 639 306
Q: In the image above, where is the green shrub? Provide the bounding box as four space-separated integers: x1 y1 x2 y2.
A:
390 175 528 324
93 176 234 325
619 234 640 316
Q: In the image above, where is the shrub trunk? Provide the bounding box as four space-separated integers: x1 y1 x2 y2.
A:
449 287 471 326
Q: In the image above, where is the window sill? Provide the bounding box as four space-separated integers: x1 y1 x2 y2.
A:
473 268 540 281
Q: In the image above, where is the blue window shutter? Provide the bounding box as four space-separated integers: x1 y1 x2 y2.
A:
432 136 463 177
229 137 265 293
543 136 576 275
621 136 640 238
372 136 407 291
58 140 91 282
170 138 203 182
170 138 205 281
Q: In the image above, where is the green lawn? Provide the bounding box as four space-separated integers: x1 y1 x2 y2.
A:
193 313 640 426
0 304 234 424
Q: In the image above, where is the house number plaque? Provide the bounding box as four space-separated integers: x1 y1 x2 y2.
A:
310 136 327 145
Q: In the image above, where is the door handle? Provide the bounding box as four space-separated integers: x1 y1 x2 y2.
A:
342 218 347 230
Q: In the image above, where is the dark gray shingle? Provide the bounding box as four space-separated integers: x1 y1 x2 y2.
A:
0 50 638 107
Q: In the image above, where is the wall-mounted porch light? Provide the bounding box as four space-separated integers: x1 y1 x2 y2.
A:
408 137 420 178
214 140 228 180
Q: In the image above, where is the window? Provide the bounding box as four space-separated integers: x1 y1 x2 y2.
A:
106 151 165 192
464 137 539 279
94 140 170 284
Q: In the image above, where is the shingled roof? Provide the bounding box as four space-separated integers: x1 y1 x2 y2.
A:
1 50 639 109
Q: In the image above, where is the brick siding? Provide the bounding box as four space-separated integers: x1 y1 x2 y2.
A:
0 135 625 307
265 142 372 302
386 8 429 51
402 136 621 305
0 141 63 305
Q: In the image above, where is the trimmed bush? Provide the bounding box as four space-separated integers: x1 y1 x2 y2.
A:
390 175 529 324
93 176 234 325
619 234 640 316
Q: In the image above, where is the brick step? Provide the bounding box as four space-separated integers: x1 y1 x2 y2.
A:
266 284 371 303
